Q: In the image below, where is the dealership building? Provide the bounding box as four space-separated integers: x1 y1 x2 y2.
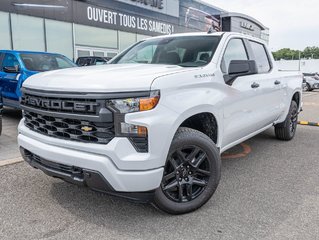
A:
0 0 269 61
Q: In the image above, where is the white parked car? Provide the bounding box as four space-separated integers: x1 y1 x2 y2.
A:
303 73 319 91
18 32 302 214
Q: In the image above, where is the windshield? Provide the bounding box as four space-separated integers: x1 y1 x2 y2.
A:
111 36 221 67
20 53 76 72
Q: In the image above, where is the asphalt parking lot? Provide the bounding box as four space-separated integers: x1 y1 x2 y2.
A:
0 91 318 240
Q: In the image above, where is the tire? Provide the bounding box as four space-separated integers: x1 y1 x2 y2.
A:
153 127 221 214
274 100 298 141
303 83 310 91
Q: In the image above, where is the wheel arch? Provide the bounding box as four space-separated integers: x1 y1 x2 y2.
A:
292 90 301 109
170 106 222 148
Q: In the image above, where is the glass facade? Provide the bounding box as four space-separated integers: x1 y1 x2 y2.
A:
119 31 137 51
0 11 11 49
0 11 152 60
0 1 268 62
74 24 118 49
136 34 150 42
45 19 73 59
11 14 45 51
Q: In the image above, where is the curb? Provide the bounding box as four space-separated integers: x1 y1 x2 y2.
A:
0 157 23 167
298 121 319 127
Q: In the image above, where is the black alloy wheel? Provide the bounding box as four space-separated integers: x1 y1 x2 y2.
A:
275 100 298 141
162 145 211 203
154 127 221 215
289 104 298 135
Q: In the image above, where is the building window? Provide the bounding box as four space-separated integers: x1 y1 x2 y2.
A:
11 14 45 51
119 31 137 51
0 11 11 49
74 24 117 49
136 34 151 42
45 19 73 60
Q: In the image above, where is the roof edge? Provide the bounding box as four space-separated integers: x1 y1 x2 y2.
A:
221 12 268 30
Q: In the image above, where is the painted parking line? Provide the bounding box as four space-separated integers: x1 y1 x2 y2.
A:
298 121 319 127
302 102 319 106
0 157 23 167
222 143 252 159
303 93 318 97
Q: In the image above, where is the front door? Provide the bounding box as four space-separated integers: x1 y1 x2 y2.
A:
0 53 21 105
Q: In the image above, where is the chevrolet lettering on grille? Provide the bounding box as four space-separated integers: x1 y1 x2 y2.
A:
22 96 99 113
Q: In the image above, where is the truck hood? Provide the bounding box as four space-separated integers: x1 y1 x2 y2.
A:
23 64 194 92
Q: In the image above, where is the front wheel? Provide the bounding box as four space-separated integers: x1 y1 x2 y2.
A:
153 127 221 214
274 100 298 141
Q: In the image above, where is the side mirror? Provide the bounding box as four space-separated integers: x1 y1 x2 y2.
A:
3 65 20 74
225 60 258 85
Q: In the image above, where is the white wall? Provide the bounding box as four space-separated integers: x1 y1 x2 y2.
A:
276 59 319 73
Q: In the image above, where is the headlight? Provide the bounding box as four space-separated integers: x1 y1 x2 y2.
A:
108 90 160 113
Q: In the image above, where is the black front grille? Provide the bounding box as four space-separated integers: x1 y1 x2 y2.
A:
24 111 114 144
129 137 149 153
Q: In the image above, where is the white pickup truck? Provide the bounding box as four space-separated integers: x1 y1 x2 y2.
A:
18 32 302 214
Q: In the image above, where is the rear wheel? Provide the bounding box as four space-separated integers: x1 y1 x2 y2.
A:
274 100 298 141
154 127 221 214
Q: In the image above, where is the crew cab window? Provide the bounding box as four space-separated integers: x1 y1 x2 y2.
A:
249 41 271 73
134 45 157 64
2 54 20 70
0 53 4 69
20 53 76 71
221 39 248 74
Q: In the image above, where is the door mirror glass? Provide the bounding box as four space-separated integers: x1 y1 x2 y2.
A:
3 65 20 73
228 60 257 75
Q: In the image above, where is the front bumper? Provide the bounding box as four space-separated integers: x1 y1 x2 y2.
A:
18 127 164 193
20 147 155 202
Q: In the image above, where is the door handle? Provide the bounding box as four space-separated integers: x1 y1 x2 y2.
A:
274 80 281 85
251 82 260 89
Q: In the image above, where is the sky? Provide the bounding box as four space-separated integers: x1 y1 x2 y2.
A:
201 0 319 51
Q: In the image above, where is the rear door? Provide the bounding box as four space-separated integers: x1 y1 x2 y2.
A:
0 53 21 103
246 40 285 124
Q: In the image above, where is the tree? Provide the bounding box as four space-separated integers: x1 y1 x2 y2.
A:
303 47 319 59
272 47 319 60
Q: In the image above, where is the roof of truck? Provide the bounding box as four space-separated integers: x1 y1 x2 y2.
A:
143 32 266 44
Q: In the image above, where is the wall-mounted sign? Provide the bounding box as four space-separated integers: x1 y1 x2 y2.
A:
240 21 254 31
85 5 176 35
130 0 163 9
116 0 179 17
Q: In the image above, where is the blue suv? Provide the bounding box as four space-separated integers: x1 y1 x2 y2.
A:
0 50 76 108
0 89 2 135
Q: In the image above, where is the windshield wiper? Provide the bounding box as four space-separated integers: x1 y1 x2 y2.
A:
178 63 200 68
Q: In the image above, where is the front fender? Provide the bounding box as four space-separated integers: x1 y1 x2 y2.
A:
168 104 223 148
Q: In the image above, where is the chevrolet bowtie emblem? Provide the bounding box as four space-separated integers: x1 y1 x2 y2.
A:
81 126 93 132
